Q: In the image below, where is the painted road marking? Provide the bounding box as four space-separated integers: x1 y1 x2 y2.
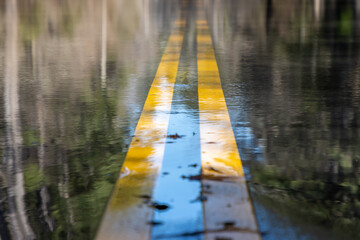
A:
96 18 186 240
97 2 261 239
196 7 262 240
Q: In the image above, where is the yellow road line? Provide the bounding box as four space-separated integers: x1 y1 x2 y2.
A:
96 20 185 240
196 9 262 240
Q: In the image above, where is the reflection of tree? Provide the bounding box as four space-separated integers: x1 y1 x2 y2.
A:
0 0 182 238
32 39 55 233
206 0 360 238
3 0 35 239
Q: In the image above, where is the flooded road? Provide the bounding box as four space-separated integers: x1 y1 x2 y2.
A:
0 0 359 239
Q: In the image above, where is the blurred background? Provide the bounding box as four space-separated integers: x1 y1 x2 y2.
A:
0 0 359 239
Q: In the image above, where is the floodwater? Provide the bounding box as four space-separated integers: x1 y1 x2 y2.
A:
0 0 359 239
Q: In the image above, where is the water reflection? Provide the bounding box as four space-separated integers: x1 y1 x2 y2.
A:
3 0 35 239
206 0 360 239
1 0 360 239
0 0 180 239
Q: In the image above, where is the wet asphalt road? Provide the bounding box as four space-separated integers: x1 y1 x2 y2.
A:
0 0 360 239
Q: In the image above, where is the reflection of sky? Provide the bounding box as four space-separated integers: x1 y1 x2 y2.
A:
151 97 203 239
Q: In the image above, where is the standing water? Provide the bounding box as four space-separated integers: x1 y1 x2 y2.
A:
0 0 359 239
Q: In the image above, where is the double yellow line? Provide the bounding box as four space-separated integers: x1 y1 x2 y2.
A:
97 4 261 240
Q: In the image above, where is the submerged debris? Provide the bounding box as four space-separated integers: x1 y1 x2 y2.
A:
147 220 164 226
167 133 183 139
223 221 236 228
148 202 170 211
181 174 202 181
188 163 198 168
